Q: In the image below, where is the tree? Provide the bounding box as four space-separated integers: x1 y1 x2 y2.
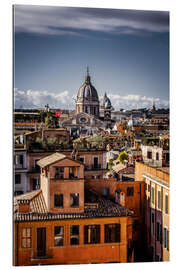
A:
117 151 128 163
108 159 114 171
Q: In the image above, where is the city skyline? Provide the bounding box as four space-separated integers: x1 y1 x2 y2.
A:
14 5 169 110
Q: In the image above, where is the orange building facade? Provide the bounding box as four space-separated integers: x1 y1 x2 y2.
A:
13 152 135 266
14 215 133 266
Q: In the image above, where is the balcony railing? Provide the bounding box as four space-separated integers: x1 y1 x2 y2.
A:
53 175 83 181
85 164 103 171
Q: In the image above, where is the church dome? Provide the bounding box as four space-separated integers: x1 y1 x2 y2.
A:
77 69 99 103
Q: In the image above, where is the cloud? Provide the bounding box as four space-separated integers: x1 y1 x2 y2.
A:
106 93 169 109
14 88 75 109
14 88 169 110
14 5 169 37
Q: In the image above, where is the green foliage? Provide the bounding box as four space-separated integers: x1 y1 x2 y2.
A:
108 159 114 171
117 151 128 163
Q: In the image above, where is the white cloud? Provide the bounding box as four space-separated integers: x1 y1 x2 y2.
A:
14 88 75 109
14 88 169 110
106 93 169 109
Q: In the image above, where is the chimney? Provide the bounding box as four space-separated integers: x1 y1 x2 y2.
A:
119 191 125 207
17 199 30 213
115 190 125 207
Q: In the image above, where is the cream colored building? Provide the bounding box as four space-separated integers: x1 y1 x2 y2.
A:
135 162 169 261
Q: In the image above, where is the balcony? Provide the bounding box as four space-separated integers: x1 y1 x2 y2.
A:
85 164 102 171
53 173 82 181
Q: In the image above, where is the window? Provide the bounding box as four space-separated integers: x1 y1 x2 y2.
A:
70 193 79 207
165 194 169 214
147 151 152 159
102 187 110 197
20 155 24 165
15 174 21 184
69 167 76 179
34 159 40 172
54 226 64 246
84 225 100 244
14 190 23 196
54 167 64 179
151 186 155 204
127 187 134 197
70 225 79 245
105 224 120 243
93 157 99 169
164 228 169 250
156 152 159 161
80 157 84 163
54 194 63 208
151 213 155 235
158 190 161 209
156 222 162 242
22 228 31 248
133 220 139 232
15 154 23 165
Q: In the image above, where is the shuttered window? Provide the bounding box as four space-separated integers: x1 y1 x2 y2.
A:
164 228 169 250
151 186 155 204
165 194 169 214
105 224 120 243
84 225 100 244
158 190 161 209
22 228 31 248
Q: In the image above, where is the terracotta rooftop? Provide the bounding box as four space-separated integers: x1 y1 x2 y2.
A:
14 190 47 213
37 152 66 168
14 189 134 222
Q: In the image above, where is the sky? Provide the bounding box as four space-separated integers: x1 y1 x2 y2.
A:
14 5 169 110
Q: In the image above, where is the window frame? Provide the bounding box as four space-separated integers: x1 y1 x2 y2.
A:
22 228 32 248
84 225 100 244
70 225 79 245
156 222 162 242
164 227 169 250
158 189 161 209
126 186 134 197
151 186 155 205
15 174 21 184
70 193 79 207
147 151 152 159
54 226 64 247
104 223 120 243
54 194 63 208
151 212 155 235
165 193 169 214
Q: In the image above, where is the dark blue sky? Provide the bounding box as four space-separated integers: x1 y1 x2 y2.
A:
14 5 169 109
